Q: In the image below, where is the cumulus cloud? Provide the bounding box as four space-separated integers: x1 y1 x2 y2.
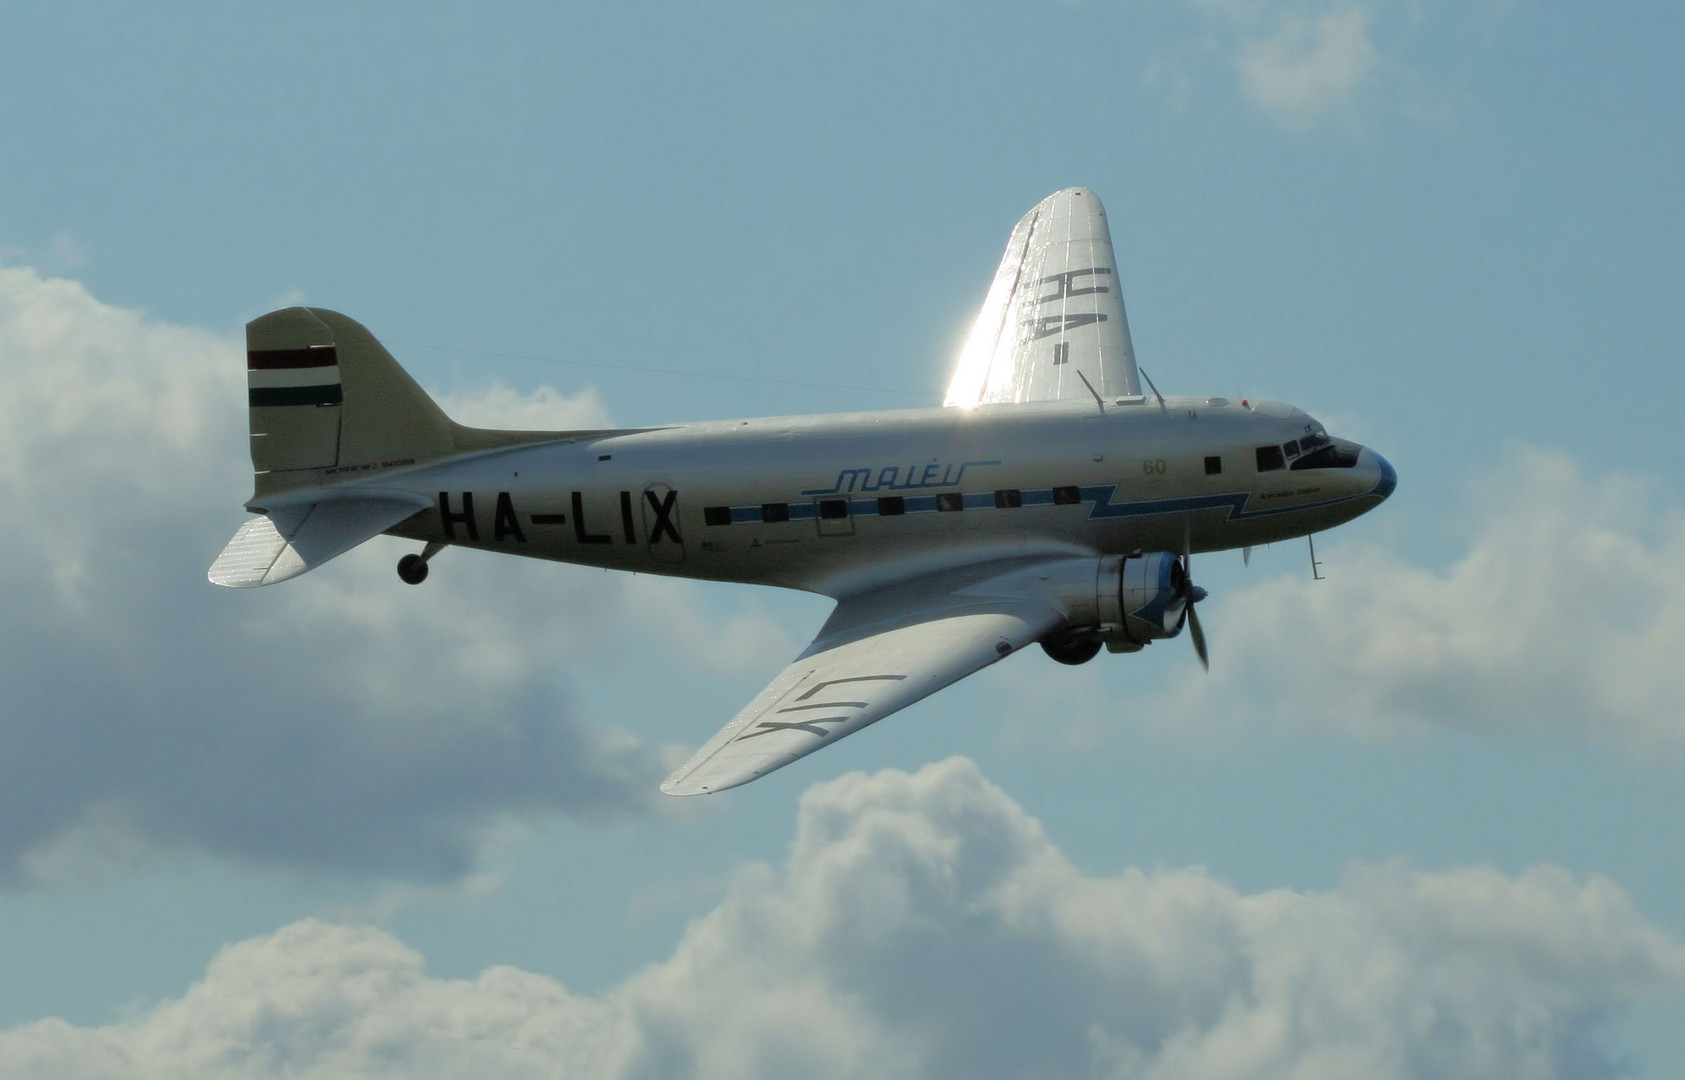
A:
1164 1 1449 131
436 380 612 432
1138 446 1685 760
1237 6 1379 126
2 758 1678 1078
0 264 795 885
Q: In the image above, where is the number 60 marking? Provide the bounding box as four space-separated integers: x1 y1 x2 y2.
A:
1141 458 1167 475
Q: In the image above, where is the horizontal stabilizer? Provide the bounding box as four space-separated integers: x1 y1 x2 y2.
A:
208 491 432 588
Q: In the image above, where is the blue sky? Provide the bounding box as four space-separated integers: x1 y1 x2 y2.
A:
1 2 1682 1076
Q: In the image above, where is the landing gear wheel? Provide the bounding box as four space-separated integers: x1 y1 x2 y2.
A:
1041 635 1102 666
397 553 430 585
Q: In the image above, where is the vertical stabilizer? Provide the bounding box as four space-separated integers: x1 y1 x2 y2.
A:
246 307 457 499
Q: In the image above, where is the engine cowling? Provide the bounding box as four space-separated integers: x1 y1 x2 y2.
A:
1115 551 1194 642
1091 551 1195 653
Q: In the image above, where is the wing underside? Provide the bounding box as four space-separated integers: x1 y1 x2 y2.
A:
944 187 1142 408
662 569 1071 796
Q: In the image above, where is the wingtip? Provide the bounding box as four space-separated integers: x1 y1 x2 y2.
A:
661 761 767 797
1037 186 1105 213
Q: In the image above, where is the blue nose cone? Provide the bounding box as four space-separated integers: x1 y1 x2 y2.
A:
1369 451 1397 501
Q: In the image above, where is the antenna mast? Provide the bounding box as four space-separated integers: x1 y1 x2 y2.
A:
1138 367 1168 411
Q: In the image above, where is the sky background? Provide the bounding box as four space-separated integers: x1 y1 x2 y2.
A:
1 2 1683 1077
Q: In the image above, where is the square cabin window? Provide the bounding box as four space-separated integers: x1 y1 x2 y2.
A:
1052 485 1081 505
819 499 848 519
877 496 906 516
936 492 964 512
762 502 790 523
703 506 732 526
1205 456 1222 476
1255 446 1286 472
994 489 1022 508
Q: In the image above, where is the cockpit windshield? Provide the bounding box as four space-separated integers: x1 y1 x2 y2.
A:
1291 441 1360 470
1254 424 1360 472
1291 425 1359 470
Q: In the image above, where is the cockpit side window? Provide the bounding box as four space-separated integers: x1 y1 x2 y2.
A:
1291 441 1361 470
1255 445 1285 472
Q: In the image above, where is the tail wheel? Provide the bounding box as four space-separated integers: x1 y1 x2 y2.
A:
396 553 429 585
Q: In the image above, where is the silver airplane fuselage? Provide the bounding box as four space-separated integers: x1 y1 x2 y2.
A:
381 394 1393 598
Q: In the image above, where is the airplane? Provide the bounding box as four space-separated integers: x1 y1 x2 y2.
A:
210 187 1395 796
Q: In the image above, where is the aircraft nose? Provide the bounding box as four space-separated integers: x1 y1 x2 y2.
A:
1362 448 1397 501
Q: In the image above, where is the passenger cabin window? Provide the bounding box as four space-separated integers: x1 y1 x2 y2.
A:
704 506 731 526
1256 446 1285 472
877 496 906 516
936 492 964 512
762 502 790 523
819 499 848 519
1204 456 1222 476
1053 485 1081 505
994 489 1022 508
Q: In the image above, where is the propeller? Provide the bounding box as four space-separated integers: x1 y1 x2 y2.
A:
1186 594 1209 670
1177 552 1210 671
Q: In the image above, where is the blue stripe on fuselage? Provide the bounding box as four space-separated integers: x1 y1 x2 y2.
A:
716 480 1378 525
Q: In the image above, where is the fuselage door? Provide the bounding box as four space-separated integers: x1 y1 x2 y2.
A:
813 496 855 537
642 481 686 563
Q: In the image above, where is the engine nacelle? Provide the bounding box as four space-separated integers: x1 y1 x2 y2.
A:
1097 551 1193 650
1023 552 1200 662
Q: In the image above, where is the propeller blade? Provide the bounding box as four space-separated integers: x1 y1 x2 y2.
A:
1177 551 1210 671
1243 546 1252 566
1187 599 1209 671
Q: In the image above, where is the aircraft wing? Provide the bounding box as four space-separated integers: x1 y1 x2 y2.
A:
944 187 1142 407
208 490 432 588
661 565 1073 796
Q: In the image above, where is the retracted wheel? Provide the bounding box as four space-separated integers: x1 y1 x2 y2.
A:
1041 634 1102 666
397 553 429 585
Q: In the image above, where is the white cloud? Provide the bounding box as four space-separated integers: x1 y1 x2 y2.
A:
0 263 790 885
1142 447 1685 760
2 758 1677 1078
437 380 612 432
1237 7 1379 127
1162 1 1453 131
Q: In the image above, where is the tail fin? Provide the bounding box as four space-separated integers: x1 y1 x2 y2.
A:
216 308 598 589
246 307 460 498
